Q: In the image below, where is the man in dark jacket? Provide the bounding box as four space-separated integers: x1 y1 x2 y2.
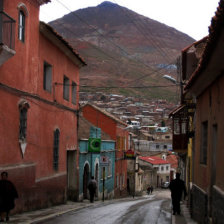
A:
169 172 187 215
87 176 97 203
0 172 18 222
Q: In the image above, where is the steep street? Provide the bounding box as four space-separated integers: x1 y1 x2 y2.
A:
38 190 171 224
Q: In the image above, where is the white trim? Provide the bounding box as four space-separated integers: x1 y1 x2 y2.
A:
36 172 66 183
213 185 224 197
193 183 207 195
17 3 29 16
0 163 35 171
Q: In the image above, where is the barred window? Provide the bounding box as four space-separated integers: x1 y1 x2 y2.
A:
53 129 60 171
43 62 52 92
19 107 27 140
63 76 69 101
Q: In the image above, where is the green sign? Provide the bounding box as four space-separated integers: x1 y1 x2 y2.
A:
88 138 101 152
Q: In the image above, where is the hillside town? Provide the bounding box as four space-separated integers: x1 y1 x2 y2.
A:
0 0 224 223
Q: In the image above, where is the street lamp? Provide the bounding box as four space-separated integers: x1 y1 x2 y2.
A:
163 75 184 103
163 75 178 84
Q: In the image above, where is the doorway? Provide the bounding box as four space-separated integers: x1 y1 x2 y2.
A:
95 163 99 197
83 163 90 199
67 151 77 201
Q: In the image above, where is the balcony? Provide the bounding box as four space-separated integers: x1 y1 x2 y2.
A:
169 105 188 152
0 11 15 66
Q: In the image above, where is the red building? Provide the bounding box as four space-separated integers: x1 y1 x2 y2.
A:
0 0 86 213
81 103 129 197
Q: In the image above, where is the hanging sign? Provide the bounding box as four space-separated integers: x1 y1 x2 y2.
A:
88 138 101 152
100 156 109 166
124 149 135 160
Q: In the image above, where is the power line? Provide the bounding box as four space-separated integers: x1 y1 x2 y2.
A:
112 0 176 63
54 0 177 82
79 84 176 89
42 11 176 87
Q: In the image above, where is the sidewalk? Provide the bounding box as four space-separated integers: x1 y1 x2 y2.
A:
172 201 198 224
9 200 101 224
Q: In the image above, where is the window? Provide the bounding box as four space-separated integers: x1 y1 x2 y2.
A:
163 145 167 149
63 76 69 101
174 118 180 134
53 129 60 171
116 174 119 188
107 160 112 177
161 166 164 171
43 62 52 92
200 121 208 164
72 82 77 104
116 137 121 151
156 145 159 149
123 173 125 186
181 118 187 134
165 135 170 139
166 176 169 182
166 166 169 171
18 10 25 42
120 175 122 190
19 107 27 140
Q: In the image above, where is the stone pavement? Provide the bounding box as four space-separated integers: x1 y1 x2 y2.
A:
172 201 198 224
6 191 197 224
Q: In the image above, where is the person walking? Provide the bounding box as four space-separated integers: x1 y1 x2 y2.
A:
0 172 18 222
87 176 97 203
169 172 187 215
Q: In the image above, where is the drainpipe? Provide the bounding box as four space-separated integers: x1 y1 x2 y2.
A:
0 0 3 11
0 1 3 45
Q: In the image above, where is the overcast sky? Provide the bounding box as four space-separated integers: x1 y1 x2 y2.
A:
40 0 220 40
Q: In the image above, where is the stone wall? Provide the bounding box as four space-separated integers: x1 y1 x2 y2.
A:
212 186 224 224
192 184 208 223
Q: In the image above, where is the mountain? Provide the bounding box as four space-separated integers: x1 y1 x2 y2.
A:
49 1 195 102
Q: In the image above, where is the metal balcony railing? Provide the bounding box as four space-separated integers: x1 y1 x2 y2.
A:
0 11 15 50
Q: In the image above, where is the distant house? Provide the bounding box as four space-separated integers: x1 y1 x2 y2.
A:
156 127 168 133
81 103 129 198
0 0 86 213
139 155 170 187
78 115 115 201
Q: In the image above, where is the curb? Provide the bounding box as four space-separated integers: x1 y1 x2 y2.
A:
31 203 95 224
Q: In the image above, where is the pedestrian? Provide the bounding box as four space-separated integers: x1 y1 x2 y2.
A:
87 176 97 203
147 186 151 195
169 172 187 215
150 185 153 194
0 171 18 222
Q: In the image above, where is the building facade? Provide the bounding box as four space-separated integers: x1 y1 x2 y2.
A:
0 0 85 213
81 103 129 198
184 2 224 222
78 116 115 201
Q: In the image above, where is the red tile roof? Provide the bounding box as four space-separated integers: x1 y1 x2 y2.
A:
139 156 169 165
81 103 127 126
185 0 224 90
166 154 178 169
